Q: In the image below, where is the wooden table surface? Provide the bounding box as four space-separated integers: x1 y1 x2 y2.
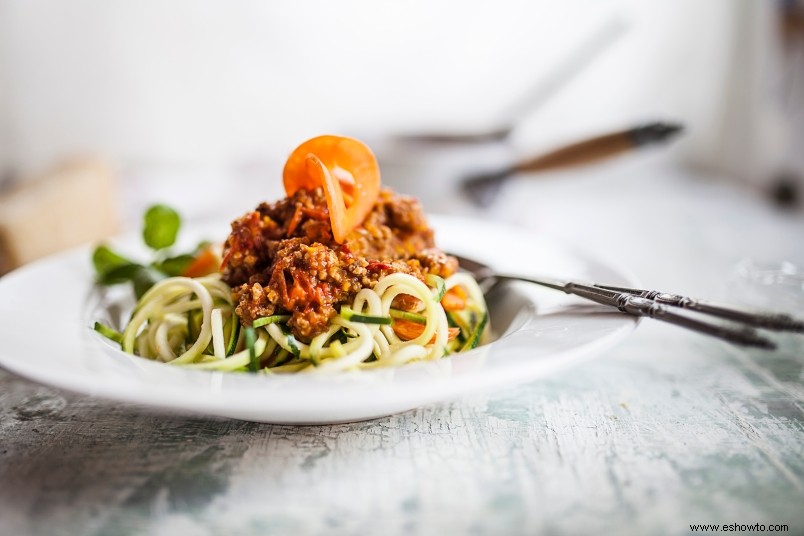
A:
1 158 803 536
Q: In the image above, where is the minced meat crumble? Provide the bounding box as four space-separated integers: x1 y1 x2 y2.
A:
221 188 457 341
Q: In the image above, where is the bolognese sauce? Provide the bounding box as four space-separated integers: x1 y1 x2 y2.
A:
222 188 458 341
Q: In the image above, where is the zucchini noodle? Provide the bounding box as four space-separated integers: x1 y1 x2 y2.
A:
109 271 488 373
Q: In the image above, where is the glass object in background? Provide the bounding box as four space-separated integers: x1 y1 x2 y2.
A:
729 259 804 316
728 260 804 372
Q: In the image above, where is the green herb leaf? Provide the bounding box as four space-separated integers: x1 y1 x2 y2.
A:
152 254 195 277
92 245 134 281
98 262 147 285
143 205 181 250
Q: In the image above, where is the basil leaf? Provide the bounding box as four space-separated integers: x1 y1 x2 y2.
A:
143 205 181 250
99 262 147 285
92 245 134 281
152 254 195 277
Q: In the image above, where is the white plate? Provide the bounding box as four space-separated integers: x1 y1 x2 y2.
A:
0 215 638 424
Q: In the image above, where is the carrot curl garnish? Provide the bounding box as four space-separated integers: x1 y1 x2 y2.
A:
282 135 381 243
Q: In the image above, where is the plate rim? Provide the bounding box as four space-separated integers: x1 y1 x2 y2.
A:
0 215 640 423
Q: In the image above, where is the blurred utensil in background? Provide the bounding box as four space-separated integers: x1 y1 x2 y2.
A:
392 17 628 146
461 122 684 207
374 16 632 215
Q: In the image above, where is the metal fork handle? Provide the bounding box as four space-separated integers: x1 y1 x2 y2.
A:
596 285 804 333
616 296 776 349
562 282 776 349
493 275 777 349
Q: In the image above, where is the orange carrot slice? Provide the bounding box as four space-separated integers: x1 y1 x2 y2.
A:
182 247 220 278
392 318 460 343
305 155 349 244
441 286 467 311
282 135 381 243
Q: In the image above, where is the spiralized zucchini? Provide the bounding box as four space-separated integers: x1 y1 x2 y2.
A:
107 271 488 373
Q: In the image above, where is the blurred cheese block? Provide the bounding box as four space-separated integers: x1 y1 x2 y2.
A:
0 157 120 274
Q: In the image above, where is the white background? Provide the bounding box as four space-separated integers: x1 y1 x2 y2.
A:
0 0 788 191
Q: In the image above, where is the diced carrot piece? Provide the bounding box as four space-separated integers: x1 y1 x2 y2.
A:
441 286 467 311
182 247 220 278
392 318 460 343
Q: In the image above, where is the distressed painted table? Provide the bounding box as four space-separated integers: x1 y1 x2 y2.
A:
1 158 803 536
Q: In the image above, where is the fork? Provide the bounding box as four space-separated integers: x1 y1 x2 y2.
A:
451 253 804 350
